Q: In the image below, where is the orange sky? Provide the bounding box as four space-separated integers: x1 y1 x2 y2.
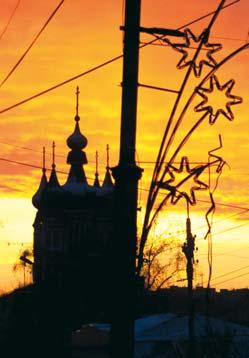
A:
0 0 248 292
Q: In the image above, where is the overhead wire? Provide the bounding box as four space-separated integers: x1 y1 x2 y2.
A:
0 140 65 158
211 35 247 42
139 186 249 212
2 139 249 177
196 199 249 212
185 209 249 243
209 221 249 236
1 155 249 215
193 211 249 246
143 34 248 46
0 0 240 114
206 244 249 258
0 141 220 165
0 0 21 42
3 139 246 168
218 253 249 260
0 156 96 182
214 270 249 287
204 264 249 285
1 158 248 281
0 0 65 89
0 139 112 164
1 156 248 252
0 56 123 114
3 155 248 242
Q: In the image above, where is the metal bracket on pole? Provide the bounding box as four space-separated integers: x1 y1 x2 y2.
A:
120 25 186 38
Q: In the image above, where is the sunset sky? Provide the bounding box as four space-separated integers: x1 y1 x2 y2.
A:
0 0 248 292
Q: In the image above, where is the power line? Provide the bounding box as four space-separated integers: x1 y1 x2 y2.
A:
211 222 249 236
0 55 122 114
0 139 222 166
213 265 249 282
198 209 249 232
0 139 112 165
175 0 240 30
195 221 249 242
0 156 46 170
1 154 249 214
0 0 240 114
220 254 249 260
142 34 247 45
192 219 249 242
0 0 65 89
140 187 249 212
0 140 66 158
195 221 249 243
187 210 249 242
2 141 249 177
199 242 249 258
196 199 249 212
203 264 249 285
214 270 249 287
0 0 21 42
0 156 98 182
2 140 249 177
211 35 247 42
1 157 248 232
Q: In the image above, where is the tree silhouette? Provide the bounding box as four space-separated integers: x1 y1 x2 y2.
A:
13 247 33 287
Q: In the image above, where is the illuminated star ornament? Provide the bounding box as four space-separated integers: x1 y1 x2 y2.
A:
157 156 208 205
195 75 243 125
163 28 222 77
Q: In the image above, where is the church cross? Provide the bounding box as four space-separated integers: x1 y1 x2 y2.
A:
76 86 80 119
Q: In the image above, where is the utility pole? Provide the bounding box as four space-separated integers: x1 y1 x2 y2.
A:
182 212 196 358
110 0 142 357
110 2 185 356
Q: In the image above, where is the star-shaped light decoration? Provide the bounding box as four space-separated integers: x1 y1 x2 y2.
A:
195 75 243 125
163 28 222 77
156 156 208 205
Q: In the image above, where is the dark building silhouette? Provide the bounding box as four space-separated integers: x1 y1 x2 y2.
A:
32 88 114 300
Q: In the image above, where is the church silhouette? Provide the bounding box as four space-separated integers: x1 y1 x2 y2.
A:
32 87 115 319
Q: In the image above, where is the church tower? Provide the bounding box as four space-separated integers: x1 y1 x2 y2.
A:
32 88 114 292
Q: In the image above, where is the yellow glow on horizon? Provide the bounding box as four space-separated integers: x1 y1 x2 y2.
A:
0 198 34 260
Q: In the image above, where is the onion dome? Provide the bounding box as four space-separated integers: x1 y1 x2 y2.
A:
32 147 48 208
63 87 92 195
67 120 88 151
